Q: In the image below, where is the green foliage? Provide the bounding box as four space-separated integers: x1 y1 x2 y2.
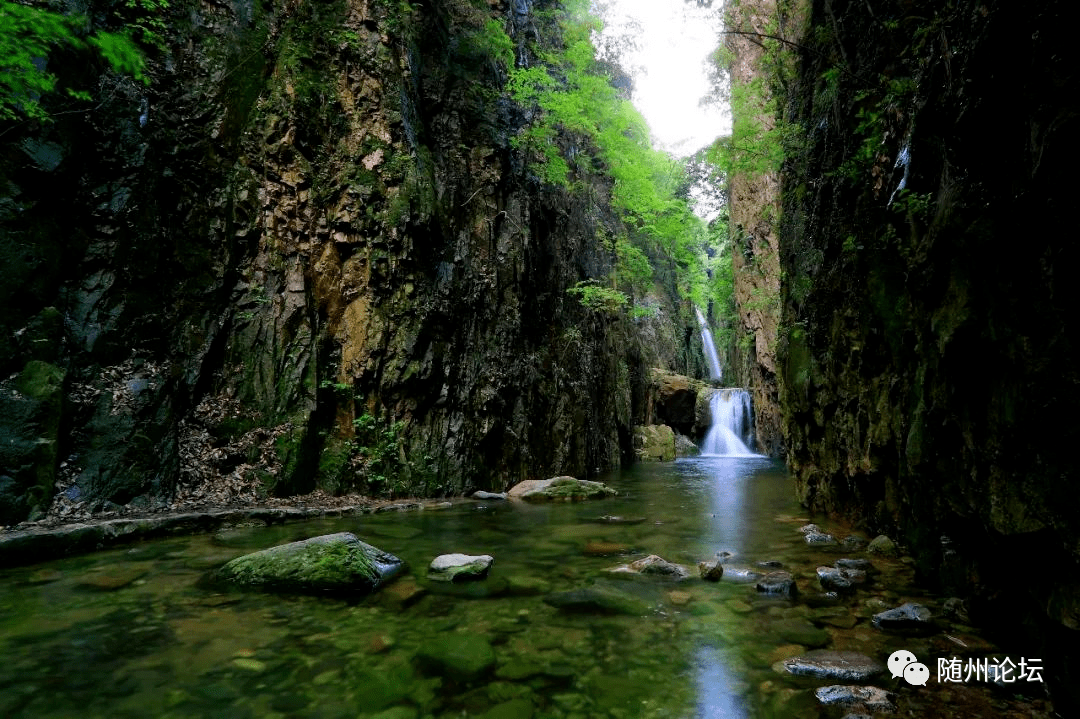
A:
460 18 514 70
567 280 628 315
507 0 721 315
0 0 148 122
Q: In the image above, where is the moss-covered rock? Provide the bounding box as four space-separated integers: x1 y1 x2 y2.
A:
216 532 404 594
0 360 65 523
506 476 617 501
633 424 676 461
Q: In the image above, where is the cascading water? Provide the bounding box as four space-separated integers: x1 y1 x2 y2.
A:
695 307 722 382
701 389 757 456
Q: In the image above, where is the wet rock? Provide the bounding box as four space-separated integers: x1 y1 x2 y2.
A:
803 592 842 608
835 558 873 571
428 553 493 582
608 554 689 579
698 560 724 581
780 650 885 681
471 491 507 500
841 535 868 549
757 560 783 568
805 531 837 545
817 566 866 594
414 634 496 682
506 476 617 501
814 685 894 712
633 424 676 461
543 582 653 615
756 570 798 598
216 532 404 594
867 535 899 557
674 433 700 458
872 602 935 634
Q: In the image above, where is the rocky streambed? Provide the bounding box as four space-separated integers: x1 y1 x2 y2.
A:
0 459 1055 718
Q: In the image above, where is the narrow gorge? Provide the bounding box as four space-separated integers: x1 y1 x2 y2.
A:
1 0 1077 717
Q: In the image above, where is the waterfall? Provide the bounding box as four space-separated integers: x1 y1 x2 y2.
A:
701 389 757 456
695 307 722 382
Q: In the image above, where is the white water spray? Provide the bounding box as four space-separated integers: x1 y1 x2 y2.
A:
701 389 757 456
695 307 722 382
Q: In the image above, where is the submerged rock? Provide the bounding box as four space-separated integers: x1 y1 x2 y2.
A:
428 553 493 582
780 650 885 681
543 582 653 615
817 566 867 594
871 602 935 634
414 634 496 682
835 558 874 571
773 618 830 648
506 476 617 501
815 685 894 712
216 532 404 594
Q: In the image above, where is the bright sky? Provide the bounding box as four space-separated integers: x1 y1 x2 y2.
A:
598 0 731 157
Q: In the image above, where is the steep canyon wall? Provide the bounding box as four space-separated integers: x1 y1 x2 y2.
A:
0 0 701 523
779 0 1080 708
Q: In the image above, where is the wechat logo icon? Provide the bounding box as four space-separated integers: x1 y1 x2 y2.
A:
889 649 930 687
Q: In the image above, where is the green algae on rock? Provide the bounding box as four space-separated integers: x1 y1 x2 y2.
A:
216 532 403 594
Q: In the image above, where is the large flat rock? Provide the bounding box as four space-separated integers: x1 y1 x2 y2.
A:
507 476 616 501
779 650 885 681
216 532 404 594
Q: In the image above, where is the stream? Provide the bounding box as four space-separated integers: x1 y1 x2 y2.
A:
0 458 1053 718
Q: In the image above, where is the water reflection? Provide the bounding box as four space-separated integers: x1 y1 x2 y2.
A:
694 645 748 719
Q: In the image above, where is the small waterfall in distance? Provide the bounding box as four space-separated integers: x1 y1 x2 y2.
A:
701 390 757 457
694 307 722 382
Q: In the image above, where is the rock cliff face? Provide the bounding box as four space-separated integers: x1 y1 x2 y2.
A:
723 0 788 457
779 0 1080 708
0 0 699 522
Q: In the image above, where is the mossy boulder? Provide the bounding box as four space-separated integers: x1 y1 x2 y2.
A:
216 532 404 594
633 424 676 461
506 476 616 501
0 360 65 524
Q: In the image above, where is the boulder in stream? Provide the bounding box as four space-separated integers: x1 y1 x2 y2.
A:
756 570 798 598
506 476 617 501
607 554 689 579
216 532 404 594
428 553 493 582
780 650 885 681
814 685 895 712
871 602 935 634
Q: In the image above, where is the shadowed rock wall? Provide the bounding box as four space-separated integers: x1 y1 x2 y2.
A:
779 0 1080 709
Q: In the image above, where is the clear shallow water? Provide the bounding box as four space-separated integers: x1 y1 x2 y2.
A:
0 459 1053 718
